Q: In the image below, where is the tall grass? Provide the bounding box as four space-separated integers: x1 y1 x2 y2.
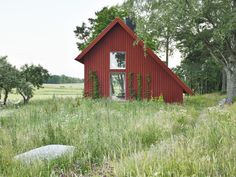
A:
0 93 235 176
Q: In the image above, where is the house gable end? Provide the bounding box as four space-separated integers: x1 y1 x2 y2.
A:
74 17 193 95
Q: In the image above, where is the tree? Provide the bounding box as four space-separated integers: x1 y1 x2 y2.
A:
74 6 127 51
173 48 222 94
17 64 49 103
123 0 176 66
0 57 49 105
0 56 19 105
16 80 33 104
20 64 50 89
172 20 223 94
174 0 236 101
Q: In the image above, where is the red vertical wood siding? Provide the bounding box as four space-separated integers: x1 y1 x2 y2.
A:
83 24 183 103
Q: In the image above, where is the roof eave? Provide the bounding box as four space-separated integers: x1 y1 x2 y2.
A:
74 18 124 63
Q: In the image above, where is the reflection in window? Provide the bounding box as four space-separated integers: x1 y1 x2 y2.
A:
110 73 125 99
110 52 126 69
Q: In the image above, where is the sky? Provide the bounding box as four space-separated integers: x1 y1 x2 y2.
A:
0 0 181 78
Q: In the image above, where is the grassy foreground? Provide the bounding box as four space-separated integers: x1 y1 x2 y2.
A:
1 92 236 176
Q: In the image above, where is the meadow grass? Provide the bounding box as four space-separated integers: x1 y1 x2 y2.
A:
7 83 83 102
0 88 235 176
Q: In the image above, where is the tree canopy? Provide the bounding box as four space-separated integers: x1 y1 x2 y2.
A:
123 0 236 100
0 57 50 105
74 6 127 51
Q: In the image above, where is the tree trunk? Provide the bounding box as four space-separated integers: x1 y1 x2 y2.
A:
23 97 27 104
19 92 28 104
165 35 169 67
221 68 227 93
24 97 30 104
225 65 236 102
3 90 8 105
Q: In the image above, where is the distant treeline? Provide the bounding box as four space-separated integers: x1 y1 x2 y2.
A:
46 75 84 84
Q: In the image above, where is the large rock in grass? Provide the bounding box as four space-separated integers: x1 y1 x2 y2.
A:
218 98 233 107
14 145 75 164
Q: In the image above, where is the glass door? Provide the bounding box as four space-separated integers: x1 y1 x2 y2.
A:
110 73 126 100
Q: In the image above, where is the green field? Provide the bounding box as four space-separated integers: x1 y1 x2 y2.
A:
7 83 84 102
1 86 236 176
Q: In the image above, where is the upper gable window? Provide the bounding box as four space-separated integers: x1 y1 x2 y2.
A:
110 52 126 69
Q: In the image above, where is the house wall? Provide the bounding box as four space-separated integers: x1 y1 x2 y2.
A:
83 24 183 103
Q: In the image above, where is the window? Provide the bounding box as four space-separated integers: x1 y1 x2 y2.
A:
110 52 126 69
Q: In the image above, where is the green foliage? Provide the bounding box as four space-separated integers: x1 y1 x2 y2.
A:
0 57 49 104
173 47 222 94
151 94 164 104
145 74 151 99
0 56 19 105
20 64 50 89
89 71 99 99
128 72 136 99
74 6 128 51
42 123 68 145
123 0 176 64
16 80 34 104
137 73 142 100
17 64 49 104
46 75 84 84
170 0 236 99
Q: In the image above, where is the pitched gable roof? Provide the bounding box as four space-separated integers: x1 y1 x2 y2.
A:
75 18 193 95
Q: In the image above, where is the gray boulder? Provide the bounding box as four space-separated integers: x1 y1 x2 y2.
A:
14 144 75 164
218 98 233 107
218 98 227 107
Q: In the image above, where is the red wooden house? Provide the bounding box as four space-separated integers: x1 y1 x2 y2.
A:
75 18 193 103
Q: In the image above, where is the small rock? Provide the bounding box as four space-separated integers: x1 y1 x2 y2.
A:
218 98 233 107
218 98 227 107
14 144 75 164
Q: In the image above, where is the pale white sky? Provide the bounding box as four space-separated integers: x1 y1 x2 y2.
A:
0 0 180 78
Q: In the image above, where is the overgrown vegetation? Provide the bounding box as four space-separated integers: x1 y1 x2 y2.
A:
1 91 235 176
128 72 136 99
145 74 151 99
137 73 142 100
88 71 100 99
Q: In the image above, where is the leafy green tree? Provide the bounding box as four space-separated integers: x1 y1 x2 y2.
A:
16 64 49 103
0 56 19 105
173 0 236 101
173 23 223 94
16 80 34 104
74 6 127 51
20 64 50 89
123 0 176 66
173 48 222 94
0 58 50 105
